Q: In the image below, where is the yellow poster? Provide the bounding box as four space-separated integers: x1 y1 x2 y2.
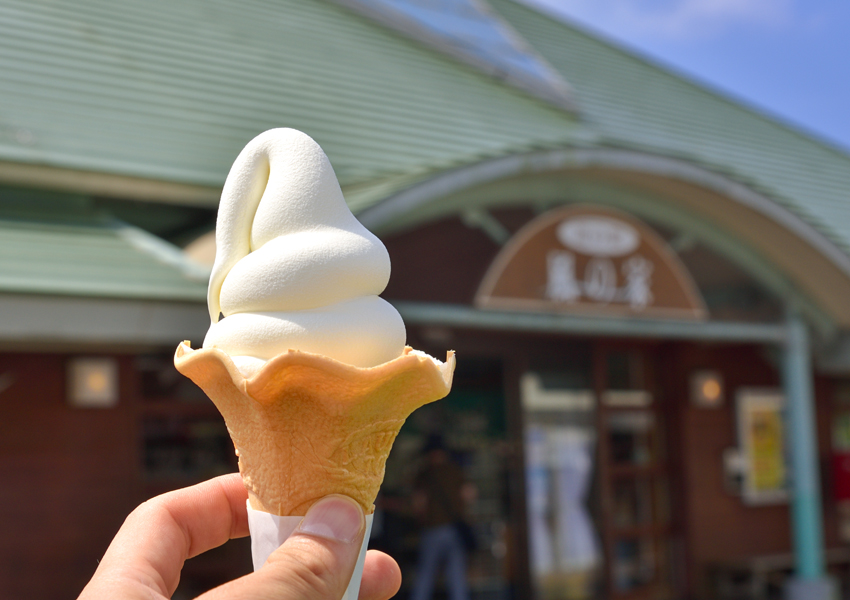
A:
738 390 787 504
749 407 785 492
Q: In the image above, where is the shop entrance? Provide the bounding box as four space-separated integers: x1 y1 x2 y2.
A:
523 342 676 600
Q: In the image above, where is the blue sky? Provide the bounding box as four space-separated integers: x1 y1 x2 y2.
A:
521 0 850 153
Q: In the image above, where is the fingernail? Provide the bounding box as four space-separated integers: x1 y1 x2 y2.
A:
295 495 365 544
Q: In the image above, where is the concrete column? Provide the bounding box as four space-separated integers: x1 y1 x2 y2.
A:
783 313 836 600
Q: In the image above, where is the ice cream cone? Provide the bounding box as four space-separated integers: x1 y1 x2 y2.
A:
174 342 455 516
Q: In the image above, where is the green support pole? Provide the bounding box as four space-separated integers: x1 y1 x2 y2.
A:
783 313 836 600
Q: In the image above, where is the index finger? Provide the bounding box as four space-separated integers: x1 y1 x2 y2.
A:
80 473 249 599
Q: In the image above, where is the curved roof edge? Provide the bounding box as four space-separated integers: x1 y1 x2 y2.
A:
360 147 850 276
359 147 850 331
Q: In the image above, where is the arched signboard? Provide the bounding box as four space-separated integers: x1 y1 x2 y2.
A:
475 205 707 320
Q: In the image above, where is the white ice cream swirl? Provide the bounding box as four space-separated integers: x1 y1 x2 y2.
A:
203 129 405 375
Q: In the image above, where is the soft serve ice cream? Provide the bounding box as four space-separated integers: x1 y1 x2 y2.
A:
174 127 454 525
203 128 406 375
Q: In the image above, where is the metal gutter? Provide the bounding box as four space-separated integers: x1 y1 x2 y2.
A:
0 161 220 206
392 301 788 344
0 293 207 348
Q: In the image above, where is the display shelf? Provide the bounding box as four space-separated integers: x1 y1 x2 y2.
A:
139 398 219 416
141 414 237 484
606 523 671 539
609 463 664 478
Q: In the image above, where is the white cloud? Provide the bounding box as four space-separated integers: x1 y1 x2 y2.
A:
523 0 793 40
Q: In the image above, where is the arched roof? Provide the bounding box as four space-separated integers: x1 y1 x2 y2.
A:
359 148 850 334
1 0 850 338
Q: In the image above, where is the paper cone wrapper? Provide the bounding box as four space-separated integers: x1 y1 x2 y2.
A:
247 502 374 599
174 343 455 516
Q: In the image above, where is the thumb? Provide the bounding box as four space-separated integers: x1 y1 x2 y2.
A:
199 495 366 600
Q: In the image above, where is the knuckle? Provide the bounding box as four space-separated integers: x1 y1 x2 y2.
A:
267 542 339 598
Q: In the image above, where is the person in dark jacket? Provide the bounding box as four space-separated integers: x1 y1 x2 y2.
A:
410 434 475 600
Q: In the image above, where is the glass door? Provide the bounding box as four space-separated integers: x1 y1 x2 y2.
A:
596 347 674 600
522 349 603 600
520 343 676 600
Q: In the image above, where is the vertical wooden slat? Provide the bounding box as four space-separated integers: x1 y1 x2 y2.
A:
594 343 617 597
504 350 534 599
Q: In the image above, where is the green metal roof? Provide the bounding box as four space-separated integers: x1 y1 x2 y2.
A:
0 188 208 301
0 0 579 189
2 0 850 305
489 0 850 255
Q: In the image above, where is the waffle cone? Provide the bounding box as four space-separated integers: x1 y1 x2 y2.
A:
174 343 455 516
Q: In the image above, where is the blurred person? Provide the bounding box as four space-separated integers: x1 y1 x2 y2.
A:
410 434 476 600
78 473 400 600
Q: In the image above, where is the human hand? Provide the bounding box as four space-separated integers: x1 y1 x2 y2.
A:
78 473 401 600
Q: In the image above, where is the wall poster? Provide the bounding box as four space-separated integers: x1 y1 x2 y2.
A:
736 388 788 505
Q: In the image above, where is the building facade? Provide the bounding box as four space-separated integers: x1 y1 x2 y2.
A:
2 1 850 599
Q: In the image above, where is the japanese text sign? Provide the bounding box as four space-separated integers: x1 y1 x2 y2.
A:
475 205 706 319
